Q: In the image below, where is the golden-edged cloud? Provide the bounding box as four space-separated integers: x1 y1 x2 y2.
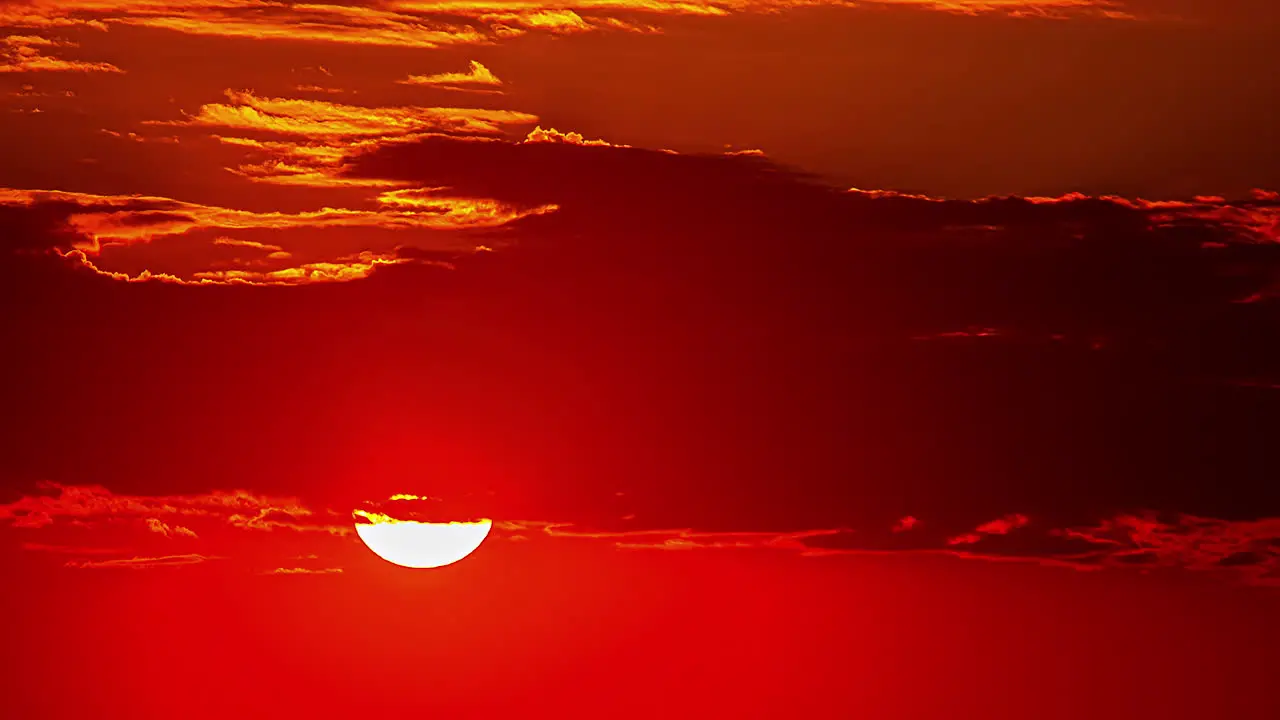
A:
212 236 288 257
0 34 121 74
523 125 627 147
213 135 401 188
185 250 415 286
0 482 346 534
184 87 535 189
29 190 546 245
0 0 1141 61
0 186 556 284
144 517 199 539
399 60 503 92
157 89 537 137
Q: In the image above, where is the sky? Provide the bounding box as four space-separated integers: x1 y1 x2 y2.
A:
2 1 1279 717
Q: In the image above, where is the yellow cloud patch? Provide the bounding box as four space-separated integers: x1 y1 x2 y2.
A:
399 60 503 90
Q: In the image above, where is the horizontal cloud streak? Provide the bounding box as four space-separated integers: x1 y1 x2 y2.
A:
0 0 1142 58
399 60 504 92
0 34 121 74
64 553 219 569
0 186 556 283
155 90 536 137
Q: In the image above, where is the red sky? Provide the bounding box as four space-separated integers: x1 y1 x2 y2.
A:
2 1 1279 717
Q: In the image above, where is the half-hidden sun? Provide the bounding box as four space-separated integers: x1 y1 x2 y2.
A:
353 504 492 569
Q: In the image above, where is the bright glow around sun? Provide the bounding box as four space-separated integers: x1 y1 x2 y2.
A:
353 509 492 569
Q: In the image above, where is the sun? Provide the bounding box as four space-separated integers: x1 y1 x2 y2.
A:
353 509 492 569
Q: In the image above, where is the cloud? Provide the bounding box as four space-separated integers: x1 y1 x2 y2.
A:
947 513 1031 545
228 508 351 535
864 0 1135 19
154 89 537 138
64 553 219 569
212 237 286 255
99 129 179 144
523 125 627 147
160 90 535 190
0 482 346 535
493 520 851 552
494 511 1280 585
1058 514 1280 582
0 34 121 74
475 8 593 33
294 84 345 94
0 186 554 283
2 1 489 48
212 135 402 189
399 60 503 92
264 566 344 575
20 542 127 555
0 0 1142 64
5 124 1280 590
144 517 198 539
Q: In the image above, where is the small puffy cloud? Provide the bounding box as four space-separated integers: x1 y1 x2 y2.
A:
523 125 626 147
399 60 503 92
144 517 198 539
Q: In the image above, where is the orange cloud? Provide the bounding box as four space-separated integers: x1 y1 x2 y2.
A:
265 567 344 575
864 0 1132 18
15 1 490 48
212 236 286 254
477 8 592 33
1 187 555 283
58 244 443 287
65 554 219 570
0 0 1135 67
399 60 503 91
0 482 341 534
144 517 199 539
227 508 351 535
294 84 345 94
0 34 121 74
155 89 537 137
523 125 627 147
213 135 403 188
49 195 542 246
